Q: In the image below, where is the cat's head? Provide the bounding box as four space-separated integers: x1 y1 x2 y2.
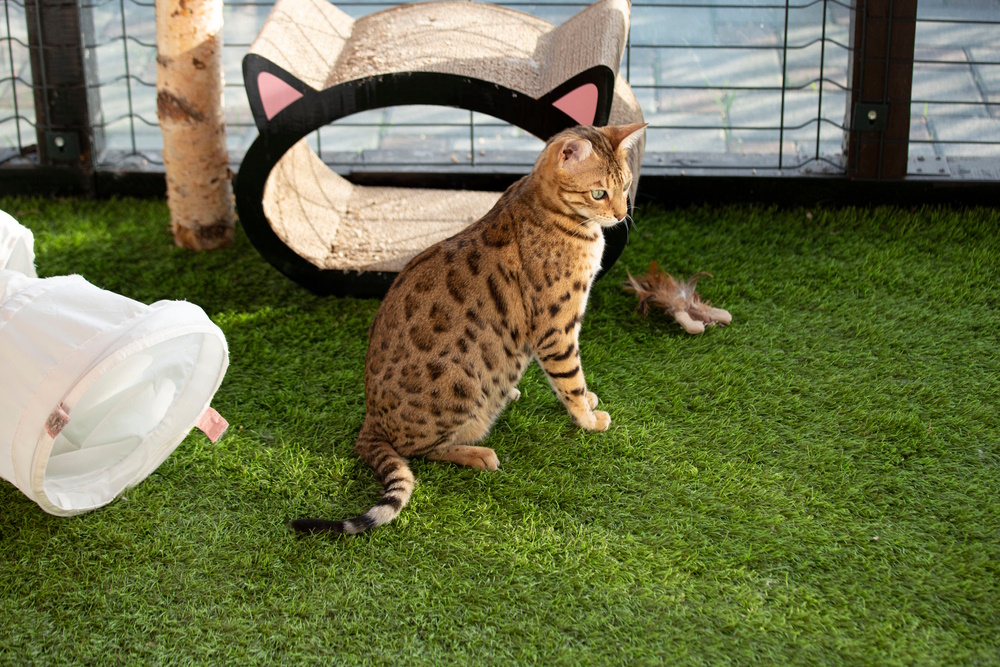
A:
538 124 647 228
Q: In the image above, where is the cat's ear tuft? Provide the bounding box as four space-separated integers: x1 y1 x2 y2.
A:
606 123 648 157
560 138 593 168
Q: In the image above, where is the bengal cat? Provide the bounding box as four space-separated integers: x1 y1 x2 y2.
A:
293 123 646 535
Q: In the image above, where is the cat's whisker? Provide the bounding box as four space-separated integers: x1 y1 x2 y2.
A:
569 216 600 238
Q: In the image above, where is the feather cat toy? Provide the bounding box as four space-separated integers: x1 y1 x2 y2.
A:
624 262 732 334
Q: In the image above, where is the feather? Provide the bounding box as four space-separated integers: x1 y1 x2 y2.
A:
624 262 732 334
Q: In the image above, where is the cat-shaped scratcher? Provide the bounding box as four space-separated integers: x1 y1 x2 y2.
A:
236 0 644 297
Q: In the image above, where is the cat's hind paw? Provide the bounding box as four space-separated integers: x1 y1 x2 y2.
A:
429 445 500 471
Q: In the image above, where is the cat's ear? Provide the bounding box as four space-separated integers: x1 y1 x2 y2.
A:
606 123 648 157
243 54 316 131
559 138 593 170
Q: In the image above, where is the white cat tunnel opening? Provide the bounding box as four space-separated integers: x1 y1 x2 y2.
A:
236 0 645 297
0 216 229 517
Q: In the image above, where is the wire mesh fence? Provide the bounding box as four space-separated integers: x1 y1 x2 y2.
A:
909 4 1000 177
1 0 33 164
1 0 998 183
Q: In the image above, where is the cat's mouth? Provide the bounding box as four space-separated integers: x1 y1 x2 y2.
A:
575 212 626 230
597 215 628 229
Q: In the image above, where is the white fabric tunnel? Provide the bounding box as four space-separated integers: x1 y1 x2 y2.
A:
0 209 37 278
0 212 229 516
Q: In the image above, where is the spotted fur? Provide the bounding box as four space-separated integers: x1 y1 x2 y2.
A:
292 123 646 535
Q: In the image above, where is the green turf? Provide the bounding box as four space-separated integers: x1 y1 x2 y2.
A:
1 196 998 665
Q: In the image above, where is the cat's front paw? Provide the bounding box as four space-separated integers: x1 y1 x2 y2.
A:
592 410 611 431
578 409 611 432
586 391 599 409
508 388 521 402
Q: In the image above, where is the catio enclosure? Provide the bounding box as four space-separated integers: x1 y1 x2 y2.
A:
0 0 998 202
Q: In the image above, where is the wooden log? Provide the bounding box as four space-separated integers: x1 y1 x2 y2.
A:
156 0 234 250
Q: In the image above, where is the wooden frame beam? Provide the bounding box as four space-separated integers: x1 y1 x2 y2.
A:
844 0 919 180
24 0 101 194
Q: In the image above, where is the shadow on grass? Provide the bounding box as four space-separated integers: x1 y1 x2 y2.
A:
1 196 346 317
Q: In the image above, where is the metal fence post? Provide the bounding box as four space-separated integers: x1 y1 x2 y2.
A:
24 0 102 194
843 0 918 179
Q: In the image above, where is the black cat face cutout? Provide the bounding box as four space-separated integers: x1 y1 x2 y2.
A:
235 0 644 297
245 58 616 138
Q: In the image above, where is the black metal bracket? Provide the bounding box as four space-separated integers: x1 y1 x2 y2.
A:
853 103 889 133
45 131 81 162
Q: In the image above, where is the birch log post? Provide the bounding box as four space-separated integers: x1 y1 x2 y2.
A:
155 0 234 250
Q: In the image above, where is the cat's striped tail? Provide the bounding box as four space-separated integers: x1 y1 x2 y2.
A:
291 428 414 535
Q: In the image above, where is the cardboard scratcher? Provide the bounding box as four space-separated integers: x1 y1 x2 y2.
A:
236 0 645 297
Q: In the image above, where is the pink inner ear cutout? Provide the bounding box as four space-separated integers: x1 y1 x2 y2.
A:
552 83 599 126
258 71 303 120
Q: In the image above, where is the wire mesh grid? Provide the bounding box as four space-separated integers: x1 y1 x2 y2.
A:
1 0 34 164
909 4 1000 176
1 0 998 177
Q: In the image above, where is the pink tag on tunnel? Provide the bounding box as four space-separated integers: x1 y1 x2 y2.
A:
196 407 229 443
45 403 70 438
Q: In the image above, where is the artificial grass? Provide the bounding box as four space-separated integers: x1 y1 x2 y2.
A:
0 195 998 665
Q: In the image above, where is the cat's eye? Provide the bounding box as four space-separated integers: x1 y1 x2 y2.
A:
623 182 632 193
591 189 607 200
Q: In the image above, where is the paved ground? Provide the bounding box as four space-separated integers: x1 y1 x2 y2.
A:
1 0 997 176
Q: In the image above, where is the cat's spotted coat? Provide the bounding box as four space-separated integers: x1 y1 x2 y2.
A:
293 123 646 534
